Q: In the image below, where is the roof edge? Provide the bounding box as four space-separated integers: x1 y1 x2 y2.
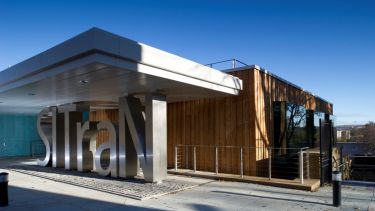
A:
223 65 333 105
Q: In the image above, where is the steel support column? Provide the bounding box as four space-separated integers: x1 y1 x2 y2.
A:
145 94 167 183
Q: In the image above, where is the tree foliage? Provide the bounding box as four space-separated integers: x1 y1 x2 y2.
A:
349 122 375 154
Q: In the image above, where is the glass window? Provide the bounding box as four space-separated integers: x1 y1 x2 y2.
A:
285 102 307 148
273 102 309 150
273 102 335 151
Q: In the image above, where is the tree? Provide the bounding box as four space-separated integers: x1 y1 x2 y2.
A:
349 122 375 155
286 103 306 148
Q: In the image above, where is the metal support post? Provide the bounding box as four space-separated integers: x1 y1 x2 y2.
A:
268 147 272 180
306 150 310 179
194 147 196 172
174 146 177 171
300 149 304 184
332 171 342 207
215 147 218 175
185 146 188 169
0 172 8 207
240 147 243 178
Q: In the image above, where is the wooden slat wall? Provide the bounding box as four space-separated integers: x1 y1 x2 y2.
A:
87 68 333 176
168 69 258 175
90 109 119 147
167 67 333 176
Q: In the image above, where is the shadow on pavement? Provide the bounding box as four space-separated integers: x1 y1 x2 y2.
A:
6 186 161 211
250 185 373 202
212 190 332 207
189 204 222 211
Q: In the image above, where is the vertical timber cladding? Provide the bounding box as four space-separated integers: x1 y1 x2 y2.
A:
167 70 257 176
167 67 333 176
90 110 119 147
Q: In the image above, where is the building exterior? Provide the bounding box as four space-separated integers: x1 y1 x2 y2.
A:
0 28 242 183
337 130 351 141
167 66 334 183
0 28 334 185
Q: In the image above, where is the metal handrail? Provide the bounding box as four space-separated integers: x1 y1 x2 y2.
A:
205 58 248 69
174 144 310 184
175 144 310 150
349 155 375 158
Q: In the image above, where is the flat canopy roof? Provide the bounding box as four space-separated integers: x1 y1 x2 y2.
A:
0 28 242 114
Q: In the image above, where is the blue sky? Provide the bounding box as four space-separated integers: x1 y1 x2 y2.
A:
0 0 374 125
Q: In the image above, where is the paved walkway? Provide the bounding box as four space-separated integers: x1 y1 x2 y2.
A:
0 158 374 210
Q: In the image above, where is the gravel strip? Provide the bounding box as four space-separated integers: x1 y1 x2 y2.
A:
8 165 196 200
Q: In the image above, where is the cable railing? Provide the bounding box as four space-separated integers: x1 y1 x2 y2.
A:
173 145 310 184
205 59 248 70
348 155 375 182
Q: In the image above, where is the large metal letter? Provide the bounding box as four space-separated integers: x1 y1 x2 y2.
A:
58 104 84 170
37 107 54 166
53 112 65 168
77 121 97 172
95 142 110 176
124 94 167 183
119 97 139 178
94 121 118 177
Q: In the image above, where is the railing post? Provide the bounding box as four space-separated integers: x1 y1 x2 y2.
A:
306 150 310 179
194 146 196 172
268 147 272 180
240 147 243 178
215 147 218 175
185 146 188 169
174 146 177 171
300 148 304 184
